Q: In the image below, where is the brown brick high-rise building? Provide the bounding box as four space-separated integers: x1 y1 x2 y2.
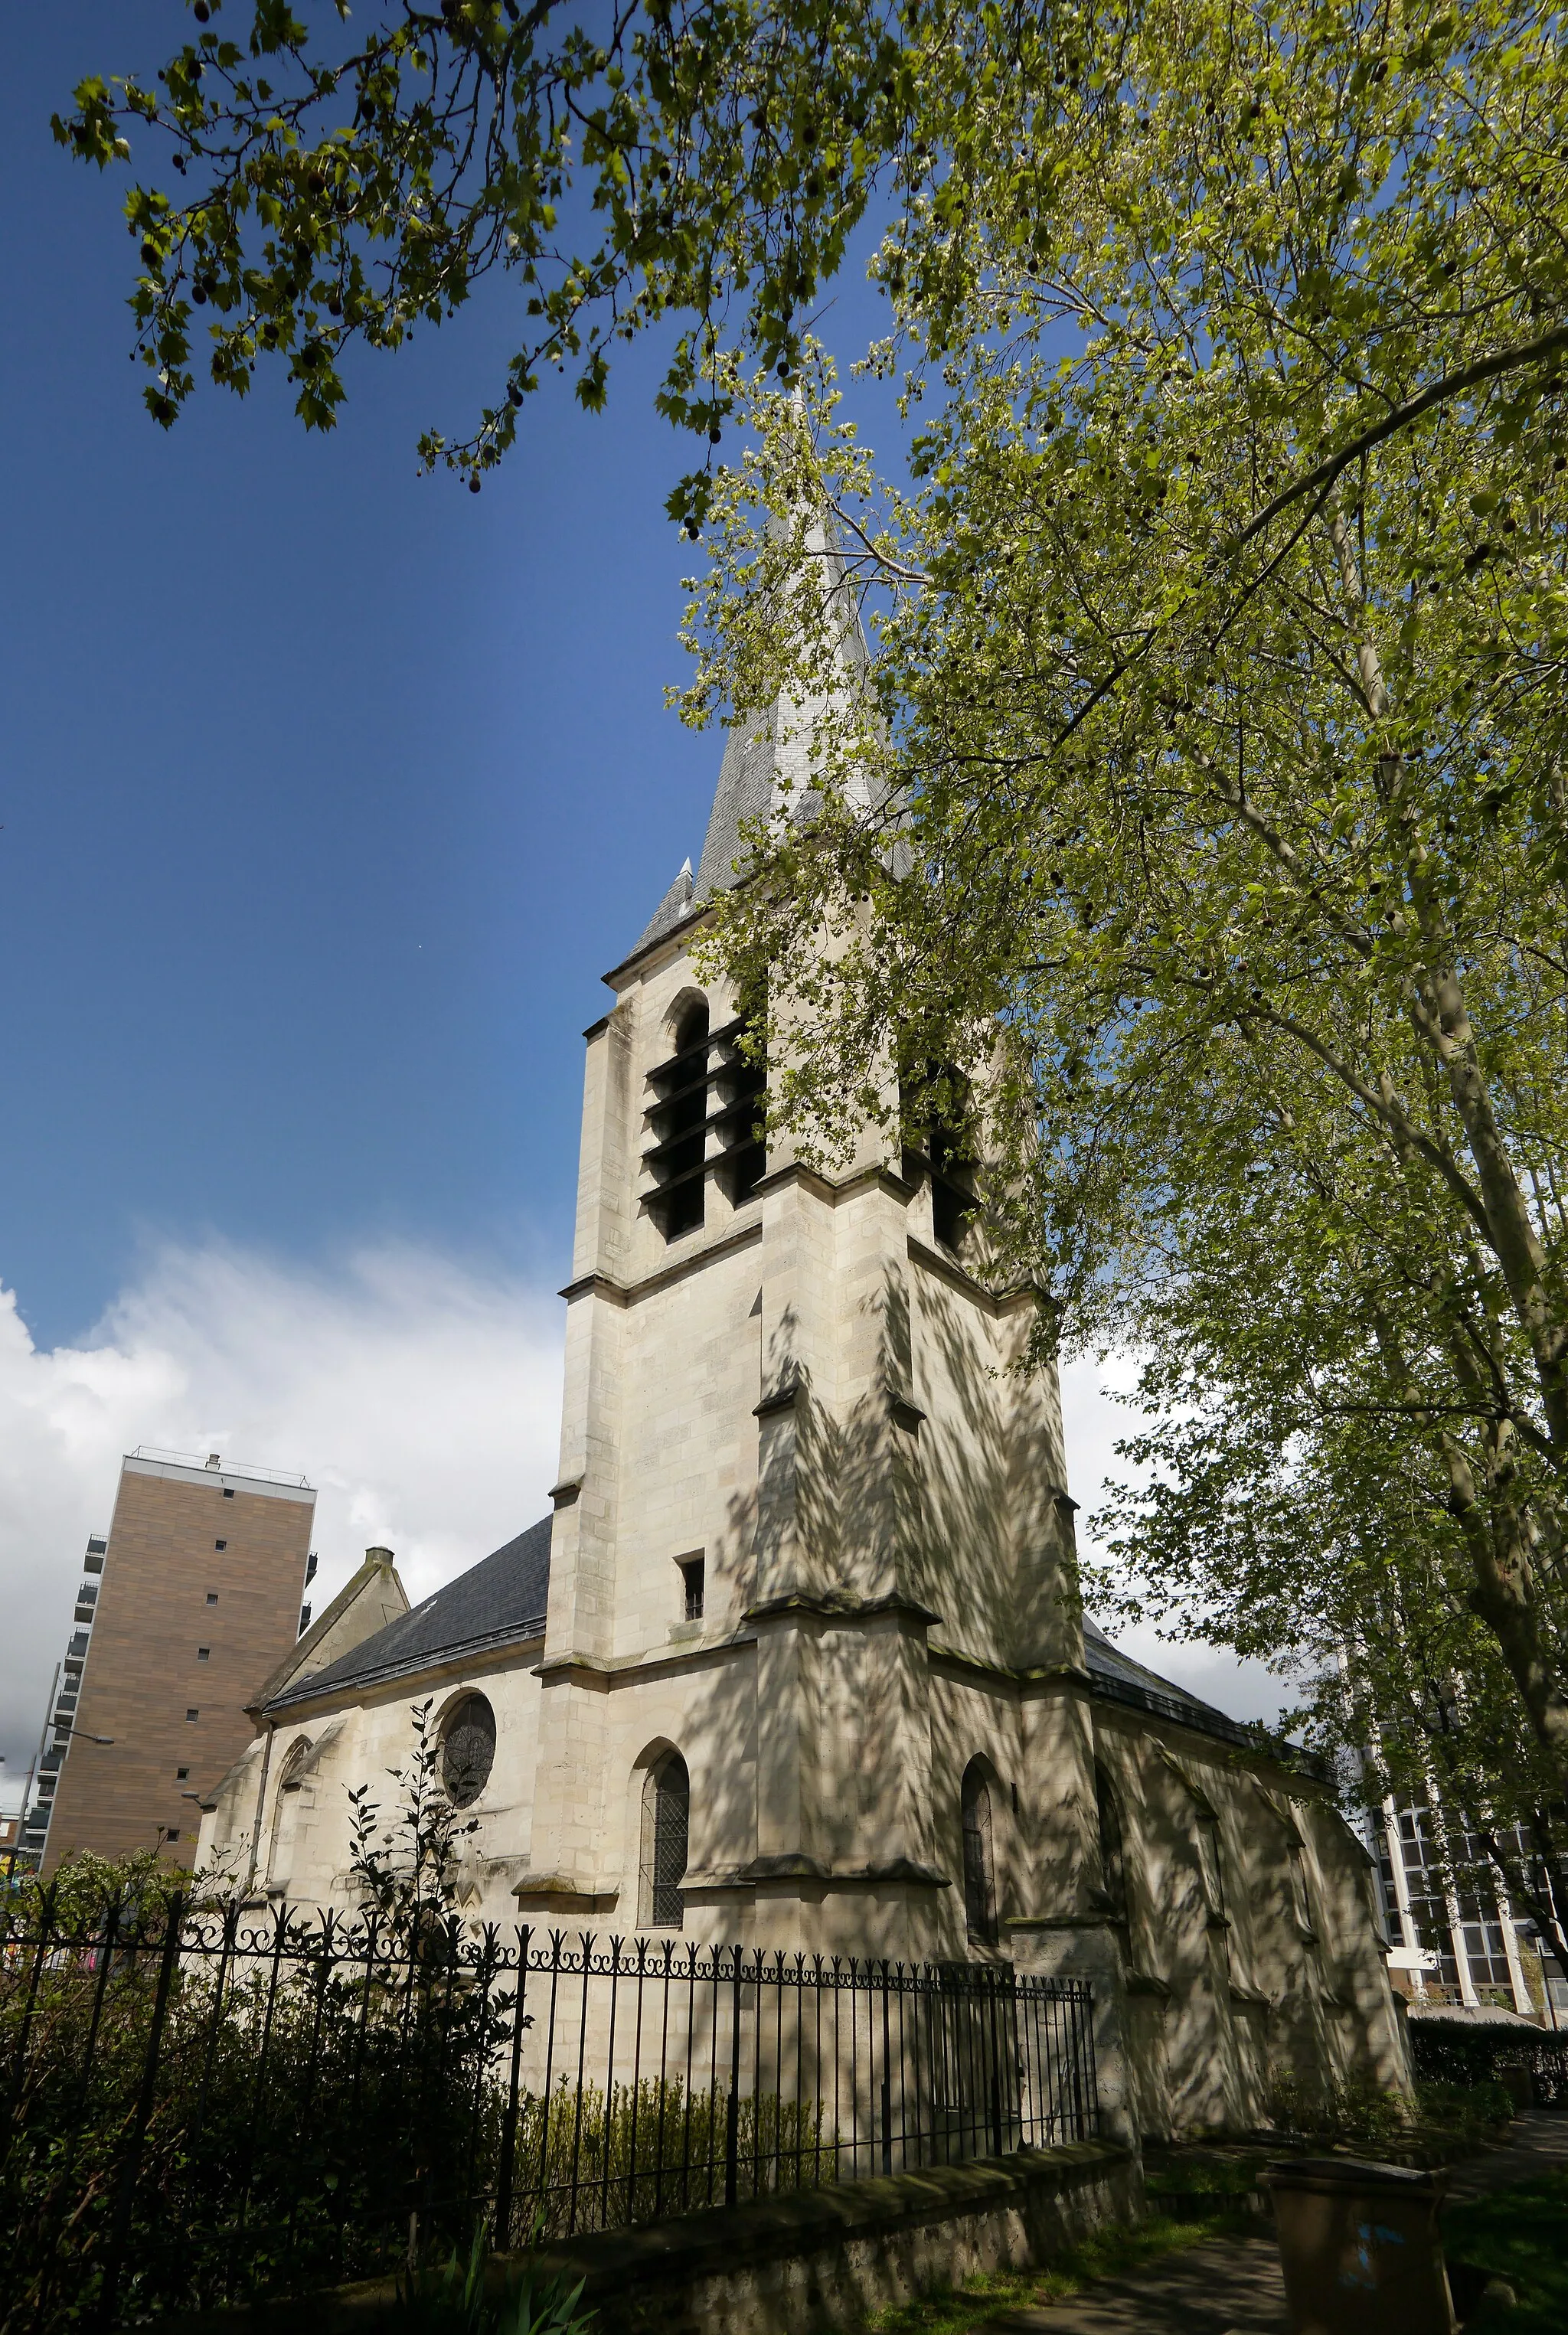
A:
38 1450 317 1876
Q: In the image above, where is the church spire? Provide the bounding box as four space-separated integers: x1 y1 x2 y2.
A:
629 516 870 958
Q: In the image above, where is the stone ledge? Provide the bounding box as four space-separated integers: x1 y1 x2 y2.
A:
152 2142 1135 2333
536 2141 1132 2292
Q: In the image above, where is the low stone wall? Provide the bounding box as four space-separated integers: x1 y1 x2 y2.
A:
162 2142 1140 2335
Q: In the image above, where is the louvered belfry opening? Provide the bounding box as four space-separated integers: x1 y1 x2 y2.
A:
900 1060 977 1256
644 1000 766 1241
639 1751 691 1928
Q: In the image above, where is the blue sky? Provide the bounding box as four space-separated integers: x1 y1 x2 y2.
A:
0 10 1291 1778
3 6 742 1353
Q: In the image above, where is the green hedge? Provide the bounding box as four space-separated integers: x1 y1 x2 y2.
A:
1407 2015 1568 2102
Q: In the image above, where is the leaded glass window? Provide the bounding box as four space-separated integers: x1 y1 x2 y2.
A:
639 1752 689 1928
440 1693 496 1809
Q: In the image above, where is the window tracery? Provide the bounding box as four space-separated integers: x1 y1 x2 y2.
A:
440 1693 496 1808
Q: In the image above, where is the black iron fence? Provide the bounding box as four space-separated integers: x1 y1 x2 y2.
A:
2 1891 1099 2330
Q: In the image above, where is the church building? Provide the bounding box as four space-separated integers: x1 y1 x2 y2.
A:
201 706 1409 2141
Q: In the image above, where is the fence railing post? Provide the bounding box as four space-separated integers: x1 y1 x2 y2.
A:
879 1962 893 2175
492 1923 530 2250
724 1945 743 2206
96 1890 184 2333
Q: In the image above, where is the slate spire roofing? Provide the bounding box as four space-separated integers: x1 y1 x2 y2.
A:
266 1517 553 1713
630 518 871 960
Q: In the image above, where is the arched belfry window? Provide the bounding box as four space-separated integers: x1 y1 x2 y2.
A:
1095 1762 1127 1916
639 1752 690 1928
961 1759 998 1945
900 1060 976 1255
644 1000 766 1243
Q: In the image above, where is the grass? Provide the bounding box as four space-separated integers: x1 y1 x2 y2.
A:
849 2210 1257 2335
1444 2171 1568 2335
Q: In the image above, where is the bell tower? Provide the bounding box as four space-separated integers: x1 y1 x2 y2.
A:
512 694 1094 1964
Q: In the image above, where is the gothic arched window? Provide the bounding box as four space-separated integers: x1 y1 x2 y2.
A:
266 1736 312 1891
1095 1762 1127 1916
440 1693 496 1808
639 1752 690 1928
961 1759 998 1945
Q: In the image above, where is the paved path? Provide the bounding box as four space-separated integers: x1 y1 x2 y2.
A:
1444 2107 1568 2201
971 2115 1568 2333
979 2231 1289 2333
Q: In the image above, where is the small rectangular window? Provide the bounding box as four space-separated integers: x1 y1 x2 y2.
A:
206 1592 218 1605
197 1647 211 1661
176 1767 190 1781
186 1709 199 1722
678 1554 705 1622
222 1488 234 1497
165 1828 181 1844
214 1539 227 1551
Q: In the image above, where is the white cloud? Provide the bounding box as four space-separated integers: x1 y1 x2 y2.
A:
0 1241 565 1773
1059 1349 1291 1730
0 1243 1289 1791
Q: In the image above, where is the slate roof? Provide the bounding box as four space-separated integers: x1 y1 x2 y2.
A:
1082 1616 1255 1751
266 1516 553 1712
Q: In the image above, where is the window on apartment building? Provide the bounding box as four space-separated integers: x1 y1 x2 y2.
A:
223 1488 234 1497
206 1592 218 1605
639 1752 690 1928
961 1759 999 1945
186 1709 199 1722
214 1539 227 1551
198 1648 211 1661
177 1767 190 1781
678 1554 706 1622
165 1829 181 1844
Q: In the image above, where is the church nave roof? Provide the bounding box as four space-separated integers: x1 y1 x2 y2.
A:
266 1514 553 1713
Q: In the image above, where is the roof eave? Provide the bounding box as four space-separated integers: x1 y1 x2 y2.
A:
265 1615 549 1717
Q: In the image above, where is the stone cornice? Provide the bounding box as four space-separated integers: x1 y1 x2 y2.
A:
511 1874 621 1913
534 1630 757 1691
560 1215 763 1310
750 1160 917 1210
927 1643 1092 1695
744 1590 942 1631
906 1236 1042 1318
